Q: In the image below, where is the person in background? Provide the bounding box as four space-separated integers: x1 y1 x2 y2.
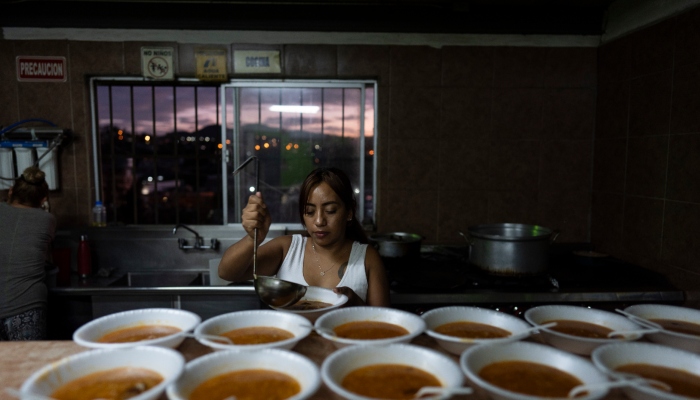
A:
219 167 390 307
0 166 56 340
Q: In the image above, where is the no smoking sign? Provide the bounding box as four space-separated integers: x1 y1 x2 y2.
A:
141 47 174 80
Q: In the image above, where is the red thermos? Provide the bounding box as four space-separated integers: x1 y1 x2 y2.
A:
77 234 92 278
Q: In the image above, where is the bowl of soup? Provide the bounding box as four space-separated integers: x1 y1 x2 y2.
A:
20 345 184 400
321 343 464 400
523 305 645 355
73 308 201 349
167 348 321 400
622 304 700 354
421 306 536 355
271 285 348 323
460 341 610 400
314 306 426 349
591 341 700 400
194 309 312 351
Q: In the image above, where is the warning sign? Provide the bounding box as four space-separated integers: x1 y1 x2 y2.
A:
141 47 174 80
195 48 228 81
16 56 67 82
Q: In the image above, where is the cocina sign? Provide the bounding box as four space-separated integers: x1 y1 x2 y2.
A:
16 56 67 82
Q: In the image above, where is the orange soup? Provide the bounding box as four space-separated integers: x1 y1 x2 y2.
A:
649 318 700 337
479 360 583 397
190 369 300 400
342 364 441 400
434 321 511 339
97 325 182 343
543 319 614 339
286 300 332 310
51 367 163 400
334 321 409 339
615 363 700 397
220 326 294 344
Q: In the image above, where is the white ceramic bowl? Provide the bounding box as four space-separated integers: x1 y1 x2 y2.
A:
167 348 321 400
592 341 700 400
194 309 312 351
421 306 535 355
524 305 644 355
21 346 184 400
73 308 201 349
460 341 609 400
271 285 348 323
623 304 700 353
321 343 464 400
314 306 426 349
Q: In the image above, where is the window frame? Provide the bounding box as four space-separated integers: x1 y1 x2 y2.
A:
90 77 378 228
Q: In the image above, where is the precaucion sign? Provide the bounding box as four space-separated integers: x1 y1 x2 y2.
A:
141 47 174 80
233 50 281 74
16 56 67 82
195 48 227 81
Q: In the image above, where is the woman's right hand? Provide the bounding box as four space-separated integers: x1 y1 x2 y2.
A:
241 192 271 243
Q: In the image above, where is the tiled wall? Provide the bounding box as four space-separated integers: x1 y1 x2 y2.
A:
593 7 700 292
0 40 597 247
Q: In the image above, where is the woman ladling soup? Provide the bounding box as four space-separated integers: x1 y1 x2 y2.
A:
218 167 390 307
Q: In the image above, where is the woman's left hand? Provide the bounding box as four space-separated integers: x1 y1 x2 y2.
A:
333 286 365 306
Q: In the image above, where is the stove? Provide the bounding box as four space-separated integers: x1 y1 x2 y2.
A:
384 244 685 315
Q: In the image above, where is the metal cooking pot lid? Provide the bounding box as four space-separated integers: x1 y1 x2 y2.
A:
369 232 422 243
468 223 552 240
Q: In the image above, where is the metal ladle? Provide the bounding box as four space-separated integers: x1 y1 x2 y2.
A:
233 156 307 308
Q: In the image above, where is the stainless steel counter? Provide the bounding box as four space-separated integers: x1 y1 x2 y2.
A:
48 273 685 306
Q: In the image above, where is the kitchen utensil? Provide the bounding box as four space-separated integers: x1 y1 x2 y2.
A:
255 275 308 307
233 156 307 308
462 223 559 276
369 232 423 258
615 308 664 330
568 375 670 398
413 386 473 398
6 388 58 400
181 332 233 344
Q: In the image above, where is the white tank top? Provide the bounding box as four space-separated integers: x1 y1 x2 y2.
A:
276 234 369 302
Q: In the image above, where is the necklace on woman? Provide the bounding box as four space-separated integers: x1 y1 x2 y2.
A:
311 243 340 276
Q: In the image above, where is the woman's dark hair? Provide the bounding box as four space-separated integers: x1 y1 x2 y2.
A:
10 166 49 208
298 167 368 244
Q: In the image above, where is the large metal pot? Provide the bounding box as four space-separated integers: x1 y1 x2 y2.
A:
369 232 423 258
465 223 558 276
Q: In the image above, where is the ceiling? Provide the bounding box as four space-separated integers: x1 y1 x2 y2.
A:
2 0 618 35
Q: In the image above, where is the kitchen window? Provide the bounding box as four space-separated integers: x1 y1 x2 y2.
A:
91 78 377 228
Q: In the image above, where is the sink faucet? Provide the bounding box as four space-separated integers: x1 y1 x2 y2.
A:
173 224 218 250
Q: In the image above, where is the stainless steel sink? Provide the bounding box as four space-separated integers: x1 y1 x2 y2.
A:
108 271 209 287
